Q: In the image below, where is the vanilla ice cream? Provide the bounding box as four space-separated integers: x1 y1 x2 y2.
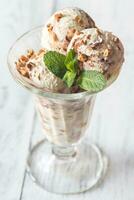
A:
41 7 95 54
68 28 124 86
16 49 68 93
28 55 68 92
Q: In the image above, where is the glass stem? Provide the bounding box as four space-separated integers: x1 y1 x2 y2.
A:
52 145 77 160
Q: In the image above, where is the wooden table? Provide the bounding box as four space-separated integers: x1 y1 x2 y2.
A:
0 0 134 199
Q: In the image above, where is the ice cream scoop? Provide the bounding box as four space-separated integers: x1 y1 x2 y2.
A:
68 28 124 86
16 49 68 93
41 7 95 54
29 56 68 92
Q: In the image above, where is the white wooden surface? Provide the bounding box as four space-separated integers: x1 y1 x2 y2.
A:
0 0 134 199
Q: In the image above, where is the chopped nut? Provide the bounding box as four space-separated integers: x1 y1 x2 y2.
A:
66 28 76 41
78 53 88 62
55 13 63 22
16 62 29 77
19 55 29 64
26 62 36 70
82 37 88 45
47 23 53 32
27 49 35 58
103 49 109 57
81 39 86 45
20 68 29 77
75 16 83 25
37 48 46 56
15 61 24 69
74 42 81 50
15 48 46 78
74 39 86 49
30 54 36 59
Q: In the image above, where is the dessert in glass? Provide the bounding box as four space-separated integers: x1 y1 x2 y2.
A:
7 7 124 194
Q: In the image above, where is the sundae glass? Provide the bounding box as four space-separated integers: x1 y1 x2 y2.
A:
7 7 124 194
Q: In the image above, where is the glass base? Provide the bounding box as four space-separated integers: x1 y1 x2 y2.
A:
27 139 107 194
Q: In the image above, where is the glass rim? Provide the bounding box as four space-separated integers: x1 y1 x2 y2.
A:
7 25 98 100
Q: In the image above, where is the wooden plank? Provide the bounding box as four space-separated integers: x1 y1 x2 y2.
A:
22 0 134 199
0 0 54 200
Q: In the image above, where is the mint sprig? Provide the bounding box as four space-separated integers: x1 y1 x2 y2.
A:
43 51 66 78
43 49 106 92
64 49 77 72
63 71 77 88
77 70 106 92
44 49 78 88
63 49 78 87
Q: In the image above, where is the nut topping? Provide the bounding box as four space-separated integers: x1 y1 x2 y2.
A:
54 13 63 22
27 49 35 58
103 49 109 57
66 28 76 41
47 23 53 32
15 48 45 78
26 62 36 70
19 55 29 63
15 60 29 77
78 53 88 62
37 48 46 56
19 68 29 77
75 16 83 25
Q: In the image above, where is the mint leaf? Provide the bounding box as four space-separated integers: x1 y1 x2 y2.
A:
63 50 78 87
43 50 106 92
64 49 77 72
65 49 75 66
77 70 106 92
43 51 66 78
66 59 78 72
63 71 76 88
